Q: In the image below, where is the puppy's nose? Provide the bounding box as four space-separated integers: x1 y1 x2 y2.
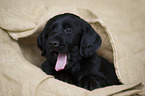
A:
49 40 59 47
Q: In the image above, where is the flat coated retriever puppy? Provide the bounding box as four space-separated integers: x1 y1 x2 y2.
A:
37 13 121 90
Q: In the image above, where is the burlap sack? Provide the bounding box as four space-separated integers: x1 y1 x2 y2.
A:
0 0 144 96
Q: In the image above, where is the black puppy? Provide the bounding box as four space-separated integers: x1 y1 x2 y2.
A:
37 13 121 90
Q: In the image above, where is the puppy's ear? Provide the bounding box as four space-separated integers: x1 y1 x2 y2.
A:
80 22 102 57
37 23 49 56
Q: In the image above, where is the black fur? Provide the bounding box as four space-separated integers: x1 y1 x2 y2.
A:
37 13 121 90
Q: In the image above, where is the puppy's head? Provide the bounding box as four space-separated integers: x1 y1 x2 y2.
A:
37 13 102 70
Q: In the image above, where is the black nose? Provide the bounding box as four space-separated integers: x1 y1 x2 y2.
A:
49 40 59 47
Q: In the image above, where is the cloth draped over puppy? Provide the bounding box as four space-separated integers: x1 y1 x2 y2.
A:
0 0 145 95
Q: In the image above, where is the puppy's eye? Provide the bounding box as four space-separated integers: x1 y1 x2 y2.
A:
64 26 72 34
51 26 55 30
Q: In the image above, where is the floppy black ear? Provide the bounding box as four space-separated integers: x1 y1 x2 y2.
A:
37 23 49 56
80 22 102 57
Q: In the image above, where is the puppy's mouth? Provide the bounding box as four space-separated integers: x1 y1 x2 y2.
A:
53 51 69 71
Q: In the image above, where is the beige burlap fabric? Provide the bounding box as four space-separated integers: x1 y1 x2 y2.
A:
0 0 144 96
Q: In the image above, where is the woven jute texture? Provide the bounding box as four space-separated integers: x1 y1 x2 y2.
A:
0 0 144 95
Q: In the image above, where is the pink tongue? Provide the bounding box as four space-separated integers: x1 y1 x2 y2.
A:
55 53 67 71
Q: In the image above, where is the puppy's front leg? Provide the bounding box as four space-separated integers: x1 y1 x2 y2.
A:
54 71 77 84
41 60 54 75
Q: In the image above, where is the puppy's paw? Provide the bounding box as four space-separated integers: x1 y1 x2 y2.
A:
41 61 55 75
54 72 76 84
78 76 106 91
